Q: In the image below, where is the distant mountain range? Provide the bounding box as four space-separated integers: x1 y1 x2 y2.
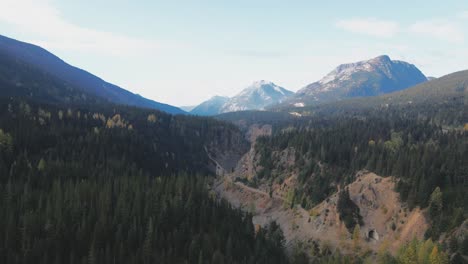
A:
192 56 429 115
0 34 432 117
217 70 467 128
0 35 185 114
287 55 427 107
191 80 293 116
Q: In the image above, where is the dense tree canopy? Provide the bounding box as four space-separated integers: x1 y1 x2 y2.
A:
0 99 288 264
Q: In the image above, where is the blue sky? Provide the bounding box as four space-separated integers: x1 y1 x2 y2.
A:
1 0 467 106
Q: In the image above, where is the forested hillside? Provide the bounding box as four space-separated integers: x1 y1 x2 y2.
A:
254 115 466 235
0 49 102 106
0 172 289 264
215 109 467 262
0 99 291 264
0 98 248 176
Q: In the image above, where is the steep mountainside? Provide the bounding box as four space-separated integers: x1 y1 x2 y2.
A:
288 55 427 107
191 81 293 115
0 34 184 114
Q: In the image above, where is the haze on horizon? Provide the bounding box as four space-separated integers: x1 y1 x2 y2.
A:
0 0 467 106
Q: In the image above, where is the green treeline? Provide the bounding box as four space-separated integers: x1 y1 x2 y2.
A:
0 98 248 178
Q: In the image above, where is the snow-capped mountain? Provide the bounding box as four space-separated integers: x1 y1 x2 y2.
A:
220 80 293 113
191 81 293 115
190 96 230 116
290 55 427 106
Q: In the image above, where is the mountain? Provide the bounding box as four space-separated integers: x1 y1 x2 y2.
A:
190 96 229 116
179 105 197 112
221 80 293 113
218 70 467 130
0 34 185 114
289 55 427 107
300 69 467 120
191 81 293 116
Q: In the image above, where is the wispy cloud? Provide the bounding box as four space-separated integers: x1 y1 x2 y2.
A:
336 16 466 44
0 0 159 56
408 20 464 43
335 18 399 38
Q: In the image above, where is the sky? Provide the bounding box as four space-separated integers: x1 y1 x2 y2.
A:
0 0 467 106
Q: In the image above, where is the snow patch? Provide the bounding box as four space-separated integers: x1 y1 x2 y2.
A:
294 102 305 107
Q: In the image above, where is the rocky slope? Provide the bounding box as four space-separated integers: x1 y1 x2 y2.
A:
212 129 429 257
215 170 428 256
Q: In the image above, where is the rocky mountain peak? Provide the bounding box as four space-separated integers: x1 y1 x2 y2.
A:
292 55 427 105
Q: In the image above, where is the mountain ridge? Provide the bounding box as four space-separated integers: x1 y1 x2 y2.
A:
0 34 185 114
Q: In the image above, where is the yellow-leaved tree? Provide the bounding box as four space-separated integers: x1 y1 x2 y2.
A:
352 224 361 252
147 114 157 123
429 246 449 264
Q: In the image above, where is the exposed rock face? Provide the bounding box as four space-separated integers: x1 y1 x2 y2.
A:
245 124 273 143
231 124 272 180
215 170 429 255
204 125 250 176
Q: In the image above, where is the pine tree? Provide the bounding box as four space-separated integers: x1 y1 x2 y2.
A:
211 250 224 264
198 250 203 264
143 218 153 263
